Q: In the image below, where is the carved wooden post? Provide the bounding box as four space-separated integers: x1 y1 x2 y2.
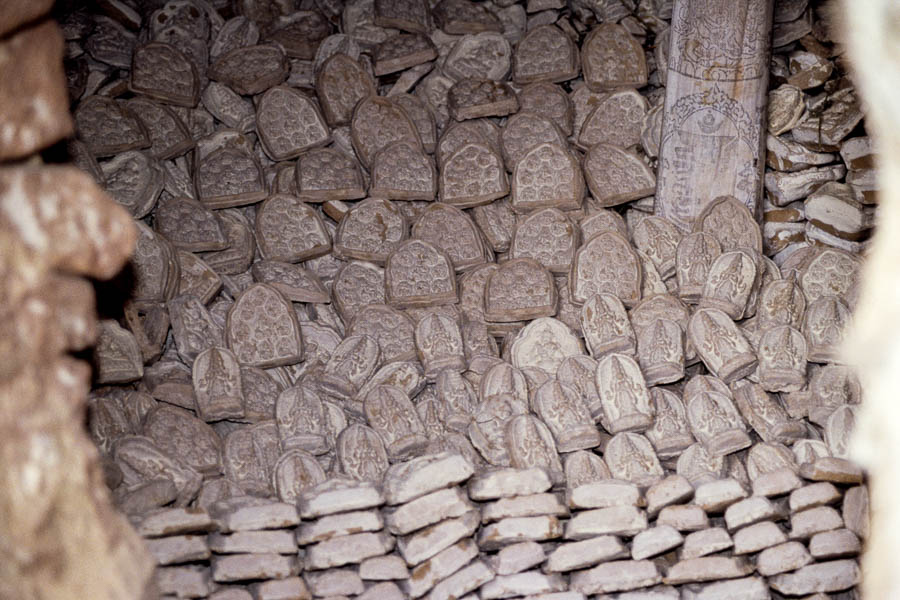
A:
655 0 774 231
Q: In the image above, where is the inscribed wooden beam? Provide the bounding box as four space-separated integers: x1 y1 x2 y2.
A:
655 0 774 231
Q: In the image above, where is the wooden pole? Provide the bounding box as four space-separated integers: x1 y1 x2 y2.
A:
655 0 774 231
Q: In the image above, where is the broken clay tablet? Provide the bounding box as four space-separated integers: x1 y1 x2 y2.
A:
295 147 366 202
250 260 330 304
177 250 222 304
448 78 519 121
256 194 332 263
226 283 304 368
351 96 422 168
209 44 289 96
582 23 648 91
445 32 512 82
472 197 516 253
374 33 437 76
375 0 431 33
439 143 508 208
583 144 656 207
256 86 331 161
130 42 199 108
512 142 585 213
433 0 502 35
513 24 580 85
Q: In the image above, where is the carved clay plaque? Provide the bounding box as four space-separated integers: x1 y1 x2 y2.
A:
192 346 245 422
518 82 574 136
605 432 665 486
513 24 579 85
130 42 199 107
510 317 585 374
484 258 557 322
645 387 695 459
226 283 303 368
688 308 757 383
315 53 377 127
501 111 568 170
675 232 722 304
505 414 564 483
333 261 386 323
256 86 331 161
351 96 422 168
411 203 487 271
364 384 428 460
582 23 648 90
256 194 331 263
511 143 585 213
533 380 601 453
370 141 436 201
440 142 508 208
581 292 637 359
334 198 408 265
510 208 580 274
583 144 656 207
596 353 655 434
337 423 390 482
570 231 642 307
